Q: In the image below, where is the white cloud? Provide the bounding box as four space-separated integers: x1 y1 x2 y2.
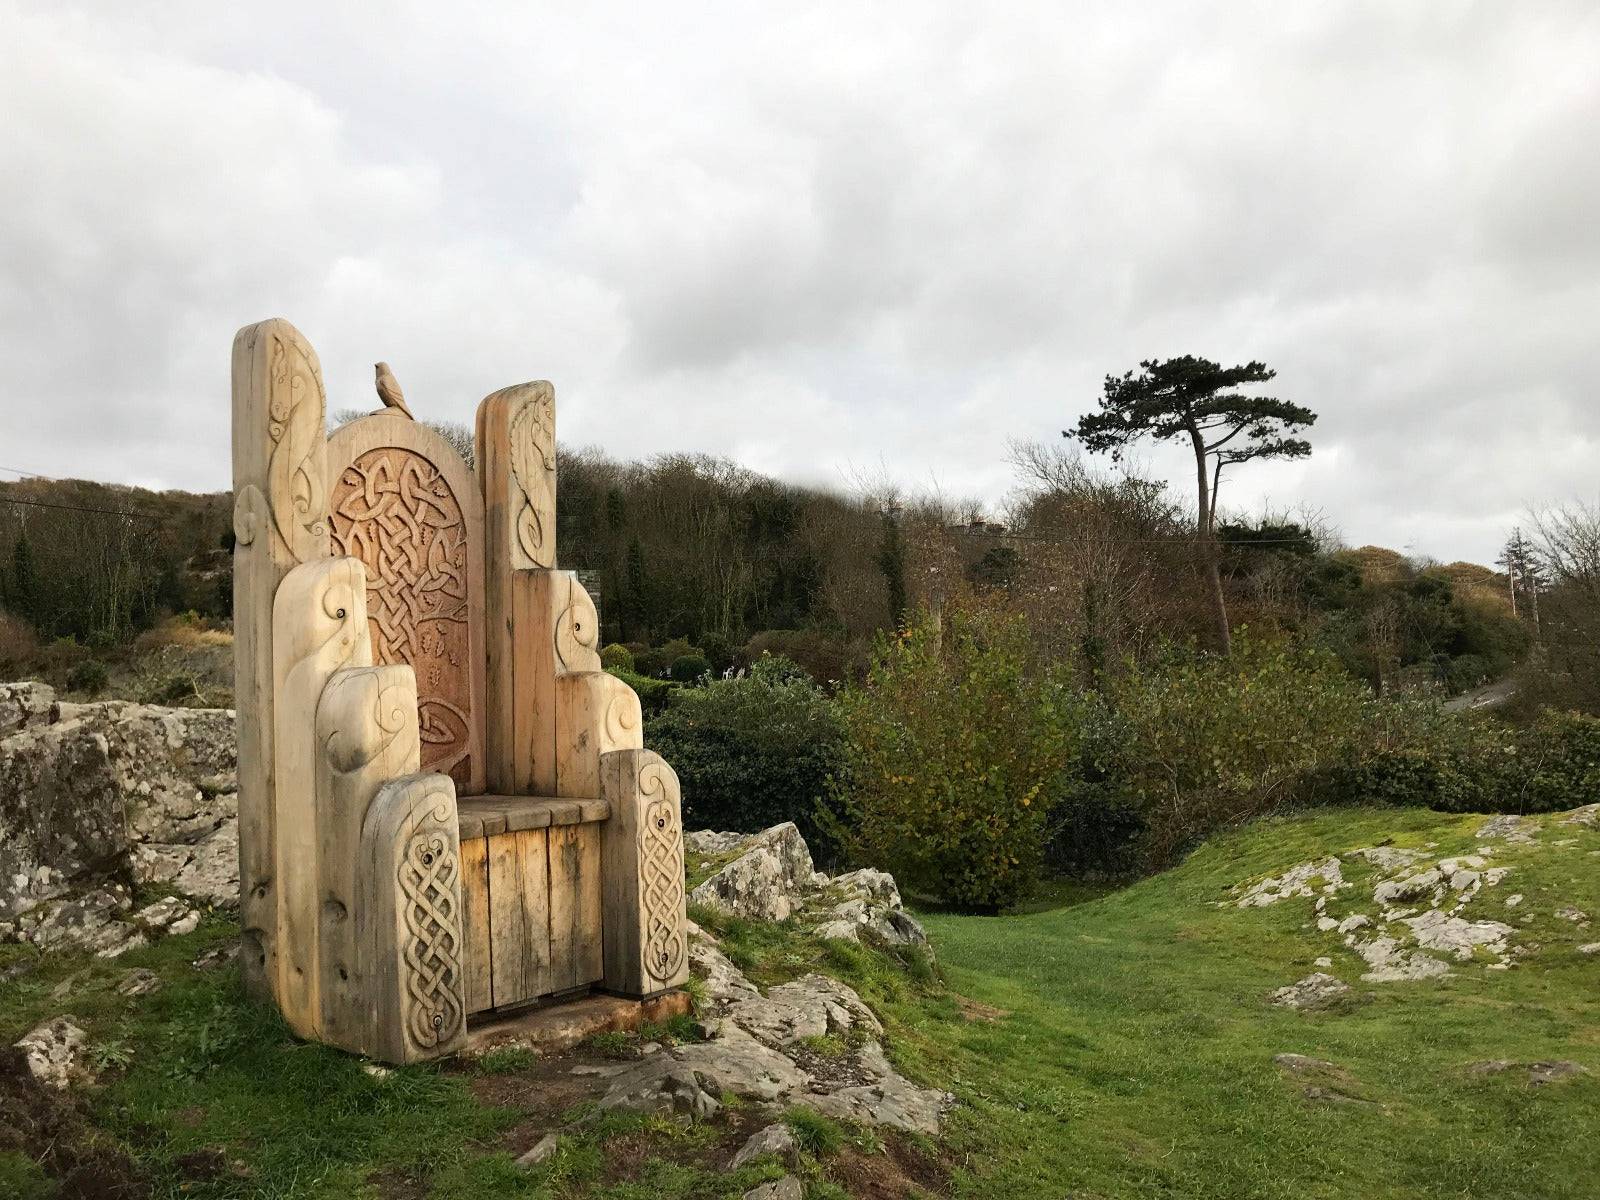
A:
2 0 1598 565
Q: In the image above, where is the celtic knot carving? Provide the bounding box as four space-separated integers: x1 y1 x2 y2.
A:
637 762 686 985
330 448 473 781
265 334 327 558
398 815 464 1052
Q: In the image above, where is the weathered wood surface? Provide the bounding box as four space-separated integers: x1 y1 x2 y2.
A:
326 414 486 795
232 317 330 997
478 384 555 796
271 557 371 1037
600 749 689 997
487 828 551 1007
549 822 604 992
315 665 421 1048
555 671 642 799
455 795 609 839
234 319 684 1056
358 772 466 1064
459 834 493 1016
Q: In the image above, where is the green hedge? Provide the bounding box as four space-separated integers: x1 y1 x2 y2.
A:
645 655 846 852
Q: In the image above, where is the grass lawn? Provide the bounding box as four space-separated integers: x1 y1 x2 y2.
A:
914 805 1600 1199
2 804 1596 1198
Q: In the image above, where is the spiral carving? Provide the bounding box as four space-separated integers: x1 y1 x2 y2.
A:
603 688 641 746
554 583 600 672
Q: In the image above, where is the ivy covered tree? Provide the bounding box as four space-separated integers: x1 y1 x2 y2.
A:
1067 357 1315 653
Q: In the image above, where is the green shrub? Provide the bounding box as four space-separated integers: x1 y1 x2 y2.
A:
1305 704 1600 815
1110 634 1368 867
1046 699 1144 877
647 655 846 850
600 642 635 673
744 628 859 685
635 637 703 678
669 653 712 682
1499 708 1600 810
66 657 110 695
832 607 1080 910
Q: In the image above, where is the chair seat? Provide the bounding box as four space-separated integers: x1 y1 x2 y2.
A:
456 794 611 839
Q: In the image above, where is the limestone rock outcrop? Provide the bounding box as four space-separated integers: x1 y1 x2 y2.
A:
0 682 239 948
686 822 930 949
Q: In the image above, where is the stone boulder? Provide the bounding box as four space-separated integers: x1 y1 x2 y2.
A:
14 1016 91 1090
1269 972 1350 1010
610 922 953 1136
688 823 816 922
0 689 238 923
686 822 929 949
0 681 56 735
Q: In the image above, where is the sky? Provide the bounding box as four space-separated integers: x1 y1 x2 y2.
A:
2 1 1597 566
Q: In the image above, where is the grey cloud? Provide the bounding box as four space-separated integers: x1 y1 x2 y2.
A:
2 1 1597 567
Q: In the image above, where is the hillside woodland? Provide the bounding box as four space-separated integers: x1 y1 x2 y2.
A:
1 437 1595 901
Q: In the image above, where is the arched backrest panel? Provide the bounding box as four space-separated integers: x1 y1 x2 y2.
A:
326 414 487 795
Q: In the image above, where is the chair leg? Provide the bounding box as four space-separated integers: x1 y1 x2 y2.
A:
599 749 689 997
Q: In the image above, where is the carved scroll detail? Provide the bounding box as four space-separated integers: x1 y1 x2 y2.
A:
266 333 328 559
636 762 686 985
508 387 556 567
603 689 641 746
555 582 600 673
398 800 464 1052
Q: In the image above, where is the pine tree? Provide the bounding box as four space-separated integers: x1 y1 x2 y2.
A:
1067 356 1315 654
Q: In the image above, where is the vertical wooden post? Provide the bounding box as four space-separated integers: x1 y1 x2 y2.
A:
272 557 372 1038
555 672 642 798
232 318 330 998
315 665 421 1049
600 749 689 997
358 773 467 1064
478 382 557 793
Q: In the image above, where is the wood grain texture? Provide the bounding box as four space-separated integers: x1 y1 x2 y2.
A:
476 382 555 571
478 385 554 796
548 822 604 992
488 828 551 1007
455 795 609 840
555 672 643 800
272 557 371 1038
315 665 421 1048
357 772 466 1064
600 749 689 997
459 835 492 1015
326 414 486 795
232 317 330 998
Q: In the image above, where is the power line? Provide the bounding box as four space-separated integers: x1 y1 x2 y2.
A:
0 494 165 522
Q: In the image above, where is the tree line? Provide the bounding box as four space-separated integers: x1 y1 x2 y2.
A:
1 355 1584 714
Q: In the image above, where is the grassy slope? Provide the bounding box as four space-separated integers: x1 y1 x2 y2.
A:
3 806 1597 1199
917 806 1600 1200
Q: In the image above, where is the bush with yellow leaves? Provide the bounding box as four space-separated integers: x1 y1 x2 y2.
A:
831 604 1083 911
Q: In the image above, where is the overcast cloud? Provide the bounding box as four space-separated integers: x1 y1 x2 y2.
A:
2 1 1597 564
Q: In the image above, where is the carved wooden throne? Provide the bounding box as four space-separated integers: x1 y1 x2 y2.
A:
231 318 688 1064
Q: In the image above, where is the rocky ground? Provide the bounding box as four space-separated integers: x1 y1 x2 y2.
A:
1240 805 1598 1001
0 682 952 1198
0 681 236 959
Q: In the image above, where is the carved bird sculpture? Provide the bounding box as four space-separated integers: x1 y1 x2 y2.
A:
374 362 414 419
